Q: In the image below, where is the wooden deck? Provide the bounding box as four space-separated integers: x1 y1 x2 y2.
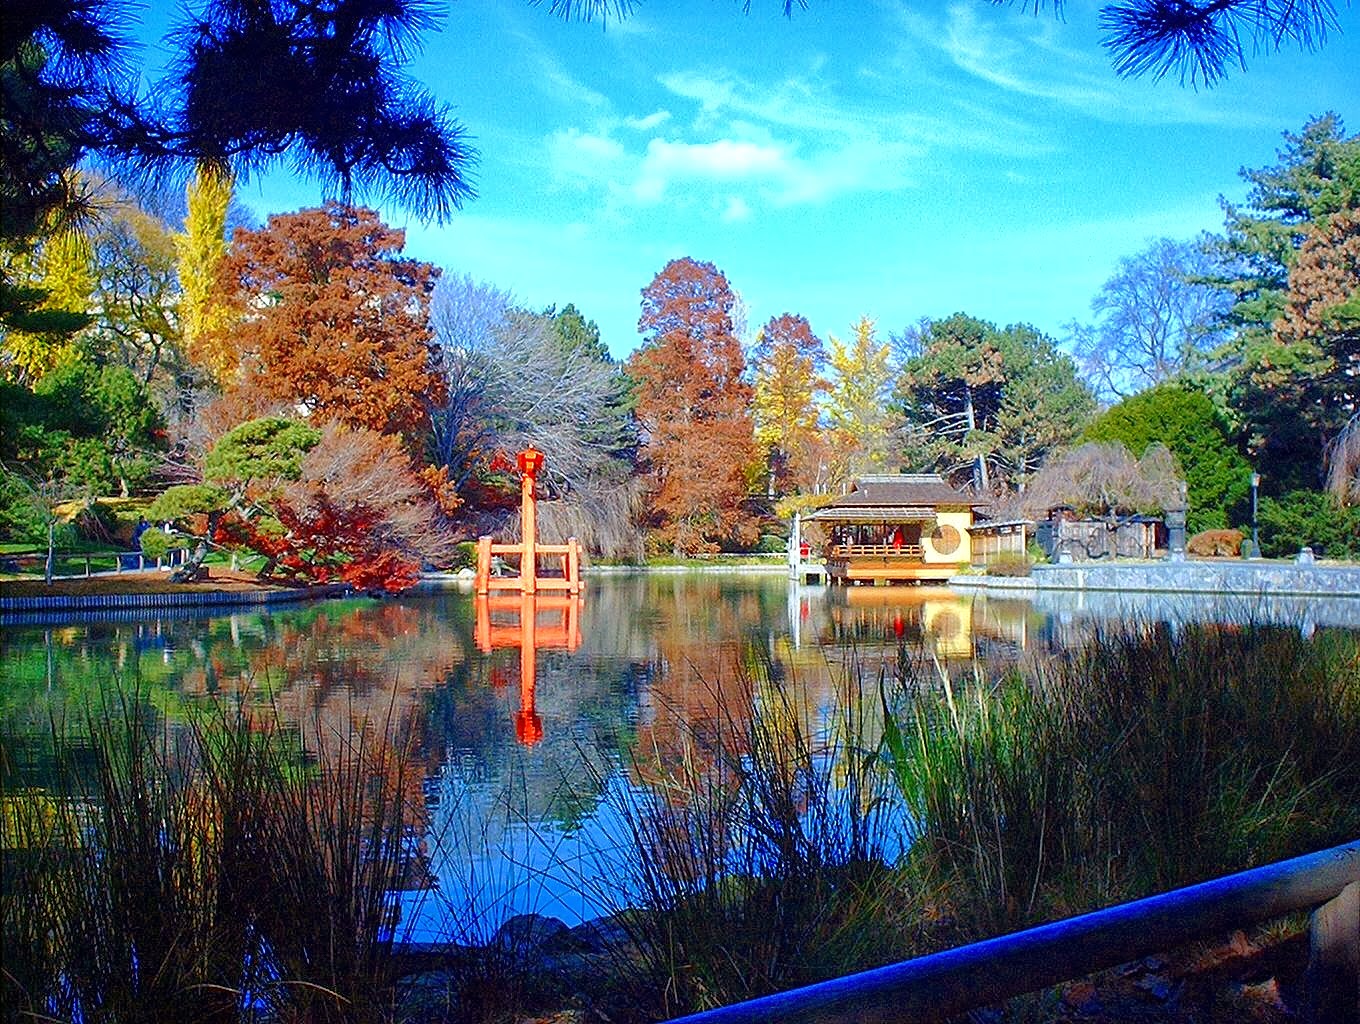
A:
826 543 962 585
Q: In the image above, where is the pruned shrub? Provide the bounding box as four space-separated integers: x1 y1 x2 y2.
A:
1187 528 1244 558
985 552 1032 576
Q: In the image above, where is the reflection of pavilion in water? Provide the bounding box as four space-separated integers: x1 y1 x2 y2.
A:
790 585 1031 661
474 592 583 745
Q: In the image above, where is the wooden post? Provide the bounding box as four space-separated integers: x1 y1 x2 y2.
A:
475 536 492 595
567 537 581 594
1308 880 1359 1024
521 469 537 595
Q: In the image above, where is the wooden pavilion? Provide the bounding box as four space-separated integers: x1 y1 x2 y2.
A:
805 474 987 585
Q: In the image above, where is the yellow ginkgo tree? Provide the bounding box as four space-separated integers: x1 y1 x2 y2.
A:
175 163 236 385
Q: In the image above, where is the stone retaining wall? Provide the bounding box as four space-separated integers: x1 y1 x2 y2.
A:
0 584 348 625
952 561 1360 597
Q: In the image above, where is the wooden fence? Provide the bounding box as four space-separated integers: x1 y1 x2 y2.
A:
0 547 189 579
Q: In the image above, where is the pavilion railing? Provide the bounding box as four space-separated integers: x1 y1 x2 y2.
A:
829 543 926 559
663 840 1360 1024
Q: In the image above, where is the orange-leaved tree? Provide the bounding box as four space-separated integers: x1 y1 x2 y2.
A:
208 203 443 442
629 257 758 555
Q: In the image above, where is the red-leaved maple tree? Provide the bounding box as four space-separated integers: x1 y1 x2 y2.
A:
209 203 444 442
210 422 454 592
629 257 759 555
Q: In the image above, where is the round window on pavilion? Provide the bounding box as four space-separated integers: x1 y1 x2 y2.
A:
929 523 961 556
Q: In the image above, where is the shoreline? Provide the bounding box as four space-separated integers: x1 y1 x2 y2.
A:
0 572 351 621
9 559 1360 620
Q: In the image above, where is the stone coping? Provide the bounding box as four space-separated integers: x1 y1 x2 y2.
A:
0 583 349 624
414 563 789 587
951 560 1360 598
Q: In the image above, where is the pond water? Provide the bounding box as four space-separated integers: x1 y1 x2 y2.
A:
4 573 1358 934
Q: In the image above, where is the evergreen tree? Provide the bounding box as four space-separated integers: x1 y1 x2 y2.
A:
1085 384 1252 533
898 314 1094 494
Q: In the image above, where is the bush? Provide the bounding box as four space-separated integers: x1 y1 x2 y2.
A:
755 533 787 554
139 529 192 560
1084 384 1251 534
985 551 1032 576
1258 489 1360 560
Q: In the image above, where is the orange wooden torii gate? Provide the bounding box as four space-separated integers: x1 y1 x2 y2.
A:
474 447 583 596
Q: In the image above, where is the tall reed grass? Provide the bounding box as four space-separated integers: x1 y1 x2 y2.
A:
585 645 921 1019
1 690 424 1024
881 622 1360 932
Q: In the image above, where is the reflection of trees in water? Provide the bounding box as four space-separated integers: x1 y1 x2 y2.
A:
1 597 479 797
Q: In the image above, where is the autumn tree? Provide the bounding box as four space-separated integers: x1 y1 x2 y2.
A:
209 203 442 441
2 227 93 382
629 257 758 555
898 314 1094 494
750 313 826 495
176 163 234 384
1274 206 1360 412
823 316 896 485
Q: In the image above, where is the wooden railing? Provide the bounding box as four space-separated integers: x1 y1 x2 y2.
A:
0 547 189 579
829 543 925 559
664 840 1360 1024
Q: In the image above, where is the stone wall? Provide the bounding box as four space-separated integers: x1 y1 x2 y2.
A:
954 561 1360 598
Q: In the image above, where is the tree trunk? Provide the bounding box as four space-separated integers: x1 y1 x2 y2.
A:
965 385 989 493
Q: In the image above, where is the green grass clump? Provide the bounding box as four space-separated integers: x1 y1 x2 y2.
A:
881 622 1360 933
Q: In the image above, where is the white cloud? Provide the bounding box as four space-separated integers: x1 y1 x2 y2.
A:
889 1 1279 129
721 196 753 223
633 137 790 202
546 127 627 184
625 110 672 131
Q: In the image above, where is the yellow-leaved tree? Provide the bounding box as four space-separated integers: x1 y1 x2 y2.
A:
750 313 828 495
826 315 898 482
175 163 235 384
2 228 93 382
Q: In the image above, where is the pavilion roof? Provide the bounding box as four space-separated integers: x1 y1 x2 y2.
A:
807 474 986 521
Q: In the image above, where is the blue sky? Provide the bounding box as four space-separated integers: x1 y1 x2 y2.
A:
139 1 1359 358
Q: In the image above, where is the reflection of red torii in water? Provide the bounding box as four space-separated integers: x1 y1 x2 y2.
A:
475 592 583 745
474 448 585 745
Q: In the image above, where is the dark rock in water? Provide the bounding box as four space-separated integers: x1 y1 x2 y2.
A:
568 913 634 954
493 913 571 955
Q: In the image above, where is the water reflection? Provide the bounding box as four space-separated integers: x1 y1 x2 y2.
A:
474 593 584 745
5 576 1360 929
